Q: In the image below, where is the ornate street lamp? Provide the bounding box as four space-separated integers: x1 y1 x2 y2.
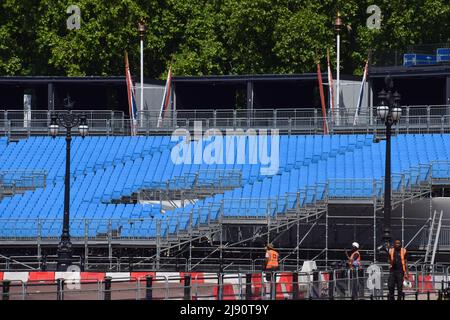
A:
49 95 88 271
377 76 402 249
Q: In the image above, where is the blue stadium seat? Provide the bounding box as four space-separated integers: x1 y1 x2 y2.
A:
1 134 450 238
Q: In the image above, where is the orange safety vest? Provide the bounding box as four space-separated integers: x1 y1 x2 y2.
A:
266 249 279 269
348 250 361 269
389 247 407 273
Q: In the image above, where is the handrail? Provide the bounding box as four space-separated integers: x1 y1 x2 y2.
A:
0 254 38 270
1 107 450 137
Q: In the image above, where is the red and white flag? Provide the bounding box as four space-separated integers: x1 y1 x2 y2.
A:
327 49 335 123
125 52 138 135
158 67 173 128
353 59 369 126
317 62 329 134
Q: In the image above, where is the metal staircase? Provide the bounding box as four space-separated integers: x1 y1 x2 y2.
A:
424 210 443 265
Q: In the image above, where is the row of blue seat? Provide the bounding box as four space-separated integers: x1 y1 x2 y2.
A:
0 134 449 238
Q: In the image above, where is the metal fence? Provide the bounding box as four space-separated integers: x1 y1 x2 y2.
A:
1 106 450 137
0 264 449 300
371 44 450 67
4 114 445 136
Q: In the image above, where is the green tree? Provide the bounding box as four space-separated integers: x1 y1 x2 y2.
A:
168 0 227 75
0 0 449 77
35 0 149 76
219 0 285 74
273 3 335 73
0 0 39 75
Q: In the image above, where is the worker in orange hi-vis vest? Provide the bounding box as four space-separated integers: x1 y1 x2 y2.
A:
347 242 361 270
264 243 279 298
264 243 279 272
388 239 409 300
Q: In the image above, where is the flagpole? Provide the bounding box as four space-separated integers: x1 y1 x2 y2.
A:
327 49 335 125
353 60 369 126
138 21 146 126
158 68 171 128
335 12 342 126
316 62 328 135
125 52 135 135
158 74 168 128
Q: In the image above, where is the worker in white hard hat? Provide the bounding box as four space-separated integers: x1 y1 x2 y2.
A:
347 242 361 270
347 242 362 300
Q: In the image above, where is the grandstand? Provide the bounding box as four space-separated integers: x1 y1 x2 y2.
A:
2 2 450 302
0 126 450 271
0 48 450 273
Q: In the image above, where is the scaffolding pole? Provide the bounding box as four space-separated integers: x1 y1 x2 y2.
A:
37 219 42 262
219 200 224 272
373 180 377 263
429 182 433 221
267 209 271 246
325 206 329 268
189 210 193 271
296 207 300 270
402 199 405 246
108 219 113 270
84 220 89 269
156 219 161 270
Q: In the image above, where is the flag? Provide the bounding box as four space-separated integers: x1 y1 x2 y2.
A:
317 62 329 134
353 59 369 126
125 52 138 135
158 67 173 128
327 49 335 123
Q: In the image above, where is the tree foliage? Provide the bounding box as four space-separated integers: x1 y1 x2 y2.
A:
0 0 449 78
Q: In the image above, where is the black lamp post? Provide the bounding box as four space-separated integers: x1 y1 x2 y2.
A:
49 95 88 271
377 76 402 248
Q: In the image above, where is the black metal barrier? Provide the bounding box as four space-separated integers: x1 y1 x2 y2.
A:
145 275 153 300
311 271 320 299
184 275 191 300
2 280 10 300
245 274 252 300
292 273 299 299
0 269 448 300
270 272 276 300
104 277 112 300
217 273 224 300
443 281 450 300
56 279 64 301
328 271 335 300
335 269 348 298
